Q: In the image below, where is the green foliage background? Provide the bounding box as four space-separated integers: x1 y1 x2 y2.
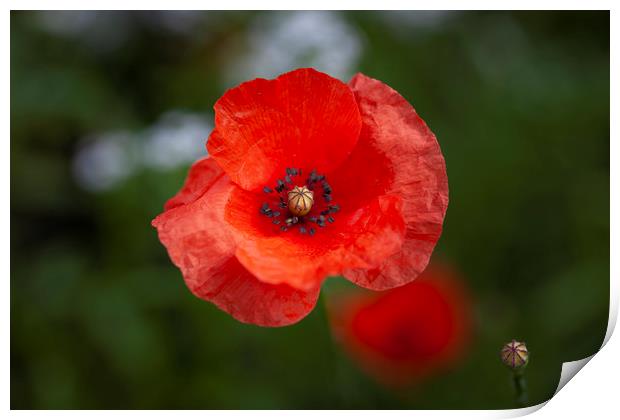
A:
11 11 609 409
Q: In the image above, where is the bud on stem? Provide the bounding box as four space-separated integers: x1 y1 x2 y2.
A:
501 340 530 407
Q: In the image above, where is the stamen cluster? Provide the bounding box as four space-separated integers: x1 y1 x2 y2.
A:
260 167 340 235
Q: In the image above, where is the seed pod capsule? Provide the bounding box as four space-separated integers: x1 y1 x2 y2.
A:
288 185 314 216
500 340 529 370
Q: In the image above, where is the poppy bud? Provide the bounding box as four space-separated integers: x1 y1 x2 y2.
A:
288 185 314 216
500 340 529 370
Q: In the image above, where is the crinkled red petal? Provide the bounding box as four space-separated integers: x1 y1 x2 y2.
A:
328 266 471 387
164 157 225 211
152 157 320 326
207 68 362 191
224 184 405 290
330 73 449 290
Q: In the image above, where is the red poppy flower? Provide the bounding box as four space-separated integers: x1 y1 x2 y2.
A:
152 68 448 327
328 266 472 386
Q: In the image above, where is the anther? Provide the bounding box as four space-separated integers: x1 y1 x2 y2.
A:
260 203 271 215
285 216 299 226
322 181 331 193
309 227 316 236
272 220 280 225
328 216 335 223
275 179 285 192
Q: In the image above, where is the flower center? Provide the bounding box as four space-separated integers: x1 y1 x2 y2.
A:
260 167 340 236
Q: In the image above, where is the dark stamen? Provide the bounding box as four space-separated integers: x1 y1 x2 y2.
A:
272 219 280 225
309 227 315 236
285 216 299 226
299 226 307 234
322 182 332 194
307 169 319 186
273 211 281 217
328 216 335 223
280 226 288 232
263 186 273 193
260 203 271 215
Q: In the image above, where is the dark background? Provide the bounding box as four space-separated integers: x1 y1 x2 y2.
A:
11 11 609 409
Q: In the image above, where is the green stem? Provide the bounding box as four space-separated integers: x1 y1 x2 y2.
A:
512 371 528 407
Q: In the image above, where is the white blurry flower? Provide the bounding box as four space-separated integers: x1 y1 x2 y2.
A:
142 112 211 170
72 131 138 192
378 11 457 38
35 11 210 53
73 111 211 192
223 11 363 88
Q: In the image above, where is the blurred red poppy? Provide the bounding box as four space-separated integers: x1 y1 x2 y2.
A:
328 266 472 386
152 68 448 326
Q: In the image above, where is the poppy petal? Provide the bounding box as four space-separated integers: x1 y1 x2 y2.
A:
207 68 362 191
332 73 449 290
164 157 225 211
328 266 471 387
225 185 406 290
152 158 320 326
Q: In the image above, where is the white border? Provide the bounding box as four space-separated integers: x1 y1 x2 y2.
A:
5 3 617 419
